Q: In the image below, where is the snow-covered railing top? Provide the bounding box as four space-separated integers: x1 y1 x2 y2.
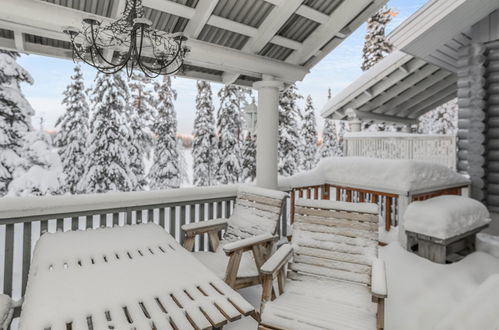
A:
279 157 469 196
0 184 240 220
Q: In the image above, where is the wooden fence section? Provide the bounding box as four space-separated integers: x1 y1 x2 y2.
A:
0 186 288 308
290 184 467 232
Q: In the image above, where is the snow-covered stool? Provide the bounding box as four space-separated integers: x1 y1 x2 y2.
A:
404 196 491 263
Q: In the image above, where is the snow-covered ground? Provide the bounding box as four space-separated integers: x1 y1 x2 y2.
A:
227 241 499 330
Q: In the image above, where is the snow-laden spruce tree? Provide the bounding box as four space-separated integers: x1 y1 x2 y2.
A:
54 64 89 194
241 132 256 182
317 88 341 160
192 80 217 186
128 71 155 189
278 84 302 176
9 118 64 196
148 76 181 189
0 50 34 196
361 7 396 131
418 98 458 135
300 95 318 171
361 6 395 71
177 138 190 185
216 85 249 184
78 72 137 193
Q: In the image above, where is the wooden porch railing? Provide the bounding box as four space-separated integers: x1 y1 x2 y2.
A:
290 183 466 232
0 185 289 311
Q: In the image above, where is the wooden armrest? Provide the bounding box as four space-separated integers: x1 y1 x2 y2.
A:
222 233 277 254
181 219 227 236
260 244 293 276
371 258 387 299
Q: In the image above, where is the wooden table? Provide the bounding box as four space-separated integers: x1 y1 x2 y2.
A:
19 224 255 330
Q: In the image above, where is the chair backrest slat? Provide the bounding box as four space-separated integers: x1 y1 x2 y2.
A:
291 199 379 286
223 186 287 242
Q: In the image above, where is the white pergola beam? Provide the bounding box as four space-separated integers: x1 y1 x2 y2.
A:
286 0 372 65
0 37 16 52
242 0 303 54
296 5 329 24
183 0 219 38
352 109 418 126
142 0 195 19
13 31 24 52
222 72 240 85
0 0 308 83
207 15 257 37
356 65 443 112
381 71 455 115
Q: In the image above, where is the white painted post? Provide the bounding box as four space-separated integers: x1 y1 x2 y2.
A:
350 119 362 132
253 76 283 189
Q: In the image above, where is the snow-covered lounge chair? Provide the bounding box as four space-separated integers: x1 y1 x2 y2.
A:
258 199 387 330
181 185 288 289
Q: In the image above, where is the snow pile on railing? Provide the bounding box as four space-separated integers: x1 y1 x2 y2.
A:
0 184 240 219
279 157 469 194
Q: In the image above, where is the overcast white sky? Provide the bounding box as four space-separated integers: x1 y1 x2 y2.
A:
18 0 425 135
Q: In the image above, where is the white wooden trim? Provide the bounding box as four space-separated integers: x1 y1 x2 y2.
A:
286 0 372 65
183 0 219 38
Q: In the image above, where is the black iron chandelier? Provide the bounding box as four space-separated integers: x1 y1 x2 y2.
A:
63 0 189 78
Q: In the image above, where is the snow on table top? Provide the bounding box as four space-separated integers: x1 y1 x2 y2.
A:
19 224 254 330
296 198 378 214
279 157 469 194
404 196 490 239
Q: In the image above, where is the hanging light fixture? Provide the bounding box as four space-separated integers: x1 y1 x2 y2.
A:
63 0 189 78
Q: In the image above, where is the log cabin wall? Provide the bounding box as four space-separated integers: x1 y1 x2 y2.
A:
457 9 499 208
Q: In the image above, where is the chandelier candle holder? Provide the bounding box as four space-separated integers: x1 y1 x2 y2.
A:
63 0 189 77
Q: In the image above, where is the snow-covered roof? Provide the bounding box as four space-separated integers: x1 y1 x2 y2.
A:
322 51 456 123
322 0 499 122
0 0 387 86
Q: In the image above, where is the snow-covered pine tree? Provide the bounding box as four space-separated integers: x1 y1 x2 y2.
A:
192 80 217 186
177 138 189 185
54 64 90 194
278 84 302 176
300 95 318 171
241 132 256 182
216 85 248 184
418 98 458 135
128 71 155 189
361 6 395 71
317 88 341 160
361 7 397 131
0 50 34 196
78 72 137 193
9 117 64 196
148 76 181 189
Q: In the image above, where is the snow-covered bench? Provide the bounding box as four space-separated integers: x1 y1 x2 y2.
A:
405 195 491 263
182 185 288 289
258 199 386 330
